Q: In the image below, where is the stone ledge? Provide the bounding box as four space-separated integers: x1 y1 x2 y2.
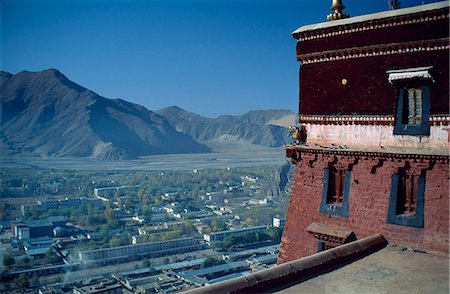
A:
286 144 449 165
298 114 450 126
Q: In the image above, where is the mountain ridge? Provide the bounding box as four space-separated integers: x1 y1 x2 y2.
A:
0 69 210 159
156 106 295 148
1 69 296 159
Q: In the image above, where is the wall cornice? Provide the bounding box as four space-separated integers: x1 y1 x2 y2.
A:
298 114 450 126
286 145 449 166
297 38 449 64
294 8 449 41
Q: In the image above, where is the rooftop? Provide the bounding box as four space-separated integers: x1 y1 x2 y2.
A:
187 261 247 277
208 225 267 235
275 245 449 294
47 215 67 223
292 1 449 34
182 234 449 294
24 219 52 227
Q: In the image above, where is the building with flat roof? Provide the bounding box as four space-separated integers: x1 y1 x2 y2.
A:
79 237 204 266
221 244 280 261
24 219 53 238
281 0 449 262
176 261 250 287
203 226 267 244
22 237 53 256
72 278 125 294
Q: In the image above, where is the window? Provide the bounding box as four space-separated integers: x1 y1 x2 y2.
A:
396 168 418 216
317 241 331 252
388 67 432 136
387 167 425 228
403 87 422 125
327 166 346 205
394 84 430 135
320 166 350 217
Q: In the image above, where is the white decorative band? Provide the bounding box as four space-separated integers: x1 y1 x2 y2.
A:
298 39 449 65
299 115 450 125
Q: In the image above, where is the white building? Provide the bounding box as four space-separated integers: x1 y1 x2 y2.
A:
272 217 285 228
79 237 202 265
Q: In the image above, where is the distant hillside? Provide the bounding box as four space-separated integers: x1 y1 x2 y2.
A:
156 106 296 148
0 69 210 159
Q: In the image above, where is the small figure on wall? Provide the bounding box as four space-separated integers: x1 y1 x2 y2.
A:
289 125 307 145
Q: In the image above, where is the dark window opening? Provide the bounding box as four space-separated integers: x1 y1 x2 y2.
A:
396 168 418 216
317 241 325 252
317 241 335 252
387 166 425 228
327 166 345 205
320 166 350 217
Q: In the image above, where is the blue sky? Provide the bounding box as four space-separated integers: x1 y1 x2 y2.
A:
1 0 444 117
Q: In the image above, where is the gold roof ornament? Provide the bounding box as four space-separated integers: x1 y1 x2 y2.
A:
327 0 350 21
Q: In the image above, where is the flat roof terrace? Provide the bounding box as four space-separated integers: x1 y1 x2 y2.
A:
182 234 449 294
276 245 449 294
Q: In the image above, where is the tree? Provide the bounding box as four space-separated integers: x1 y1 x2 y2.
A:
104 208 116 223
109 232 130 247
140 205 153 225
114 191 123 208
3 256 14 267
267 227 283 242
0 202 9 220
171 255 181 263
30 274 40 287
200 257 225 268
45 248 61 264
14 274 27 289
210 219 228 232
137 188 146 203
142 258 152 268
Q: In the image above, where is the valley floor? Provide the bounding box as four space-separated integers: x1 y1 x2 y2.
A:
0 146 286 171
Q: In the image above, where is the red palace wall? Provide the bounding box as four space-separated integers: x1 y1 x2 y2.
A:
296 5 449 116
278 158 449 264
299 51 449 115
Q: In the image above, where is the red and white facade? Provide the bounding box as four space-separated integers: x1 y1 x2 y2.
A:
279 2 449 263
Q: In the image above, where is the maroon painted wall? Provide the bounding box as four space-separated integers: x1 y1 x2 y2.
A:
299 51 449 115
295 7 449 116
295 11 449 55
278 160 449 263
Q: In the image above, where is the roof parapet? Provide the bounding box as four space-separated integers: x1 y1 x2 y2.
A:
293 1 449 36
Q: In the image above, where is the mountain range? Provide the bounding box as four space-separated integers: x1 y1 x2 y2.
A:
156 107 295 148
1 69 295 159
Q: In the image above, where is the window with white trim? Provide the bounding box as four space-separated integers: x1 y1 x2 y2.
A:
387 67 432 136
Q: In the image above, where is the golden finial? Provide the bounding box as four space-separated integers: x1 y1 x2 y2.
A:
327 0 350 21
